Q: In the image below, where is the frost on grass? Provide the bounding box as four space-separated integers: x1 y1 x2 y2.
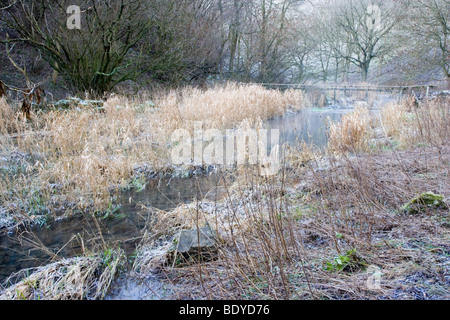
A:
0 249 125 300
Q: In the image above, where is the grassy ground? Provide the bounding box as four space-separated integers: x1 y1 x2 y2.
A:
131 96 449 300
1 86 448 300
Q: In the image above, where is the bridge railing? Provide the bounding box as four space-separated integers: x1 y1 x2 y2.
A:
255 83 434 93
246 83 436 103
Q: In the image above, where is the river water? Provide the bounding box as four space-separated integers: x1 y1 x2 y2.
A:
0 107 352 297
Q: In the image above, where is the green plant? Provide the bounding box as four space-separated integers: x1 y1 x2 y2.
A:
324 249 366 273
122 175 146 192
27 192 48 216
401 192 448 215
99 199 122 220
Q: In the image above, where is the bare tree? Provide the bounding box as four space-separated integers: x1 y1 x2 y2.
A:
307 1 348 82
215 0 296 82
137 0 222 85
415 0 450 81
255 0 293 82
1 0 152 95
286 15 316 83
328 0 400 81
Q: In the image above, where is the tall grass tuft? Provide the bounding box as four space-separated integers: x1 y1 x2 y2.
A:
380 97 450 148
328 105 372 153
0 97 19 135
0 248 126 300
153 82 305 131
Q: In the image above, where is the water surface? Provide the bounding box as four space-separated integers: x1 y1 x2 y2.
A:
266 107 350 149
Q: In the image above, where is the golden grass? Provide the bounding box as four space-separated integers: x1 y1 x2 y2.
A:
327 96 449 154
153 82 305 130
0 83 306 217
328 105 373 153
380 101 409 138
380 97 450 148
0 97 21 135
92 94 450 300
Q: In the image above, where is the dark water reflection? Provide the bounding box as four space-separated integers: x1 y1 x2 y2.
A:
0 174 222 282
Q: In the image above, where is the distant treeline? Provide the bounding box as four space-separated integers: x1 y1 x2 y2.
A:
0 0 448 94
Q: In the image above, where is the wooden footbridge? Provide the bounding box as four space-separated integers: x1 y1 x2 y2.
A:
251 83 437 104
258 83 434 95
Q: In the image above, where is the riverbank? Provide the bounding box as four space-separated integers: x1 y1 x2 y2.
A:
121 95 450 300
0 82 305 234
1 88 448 300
